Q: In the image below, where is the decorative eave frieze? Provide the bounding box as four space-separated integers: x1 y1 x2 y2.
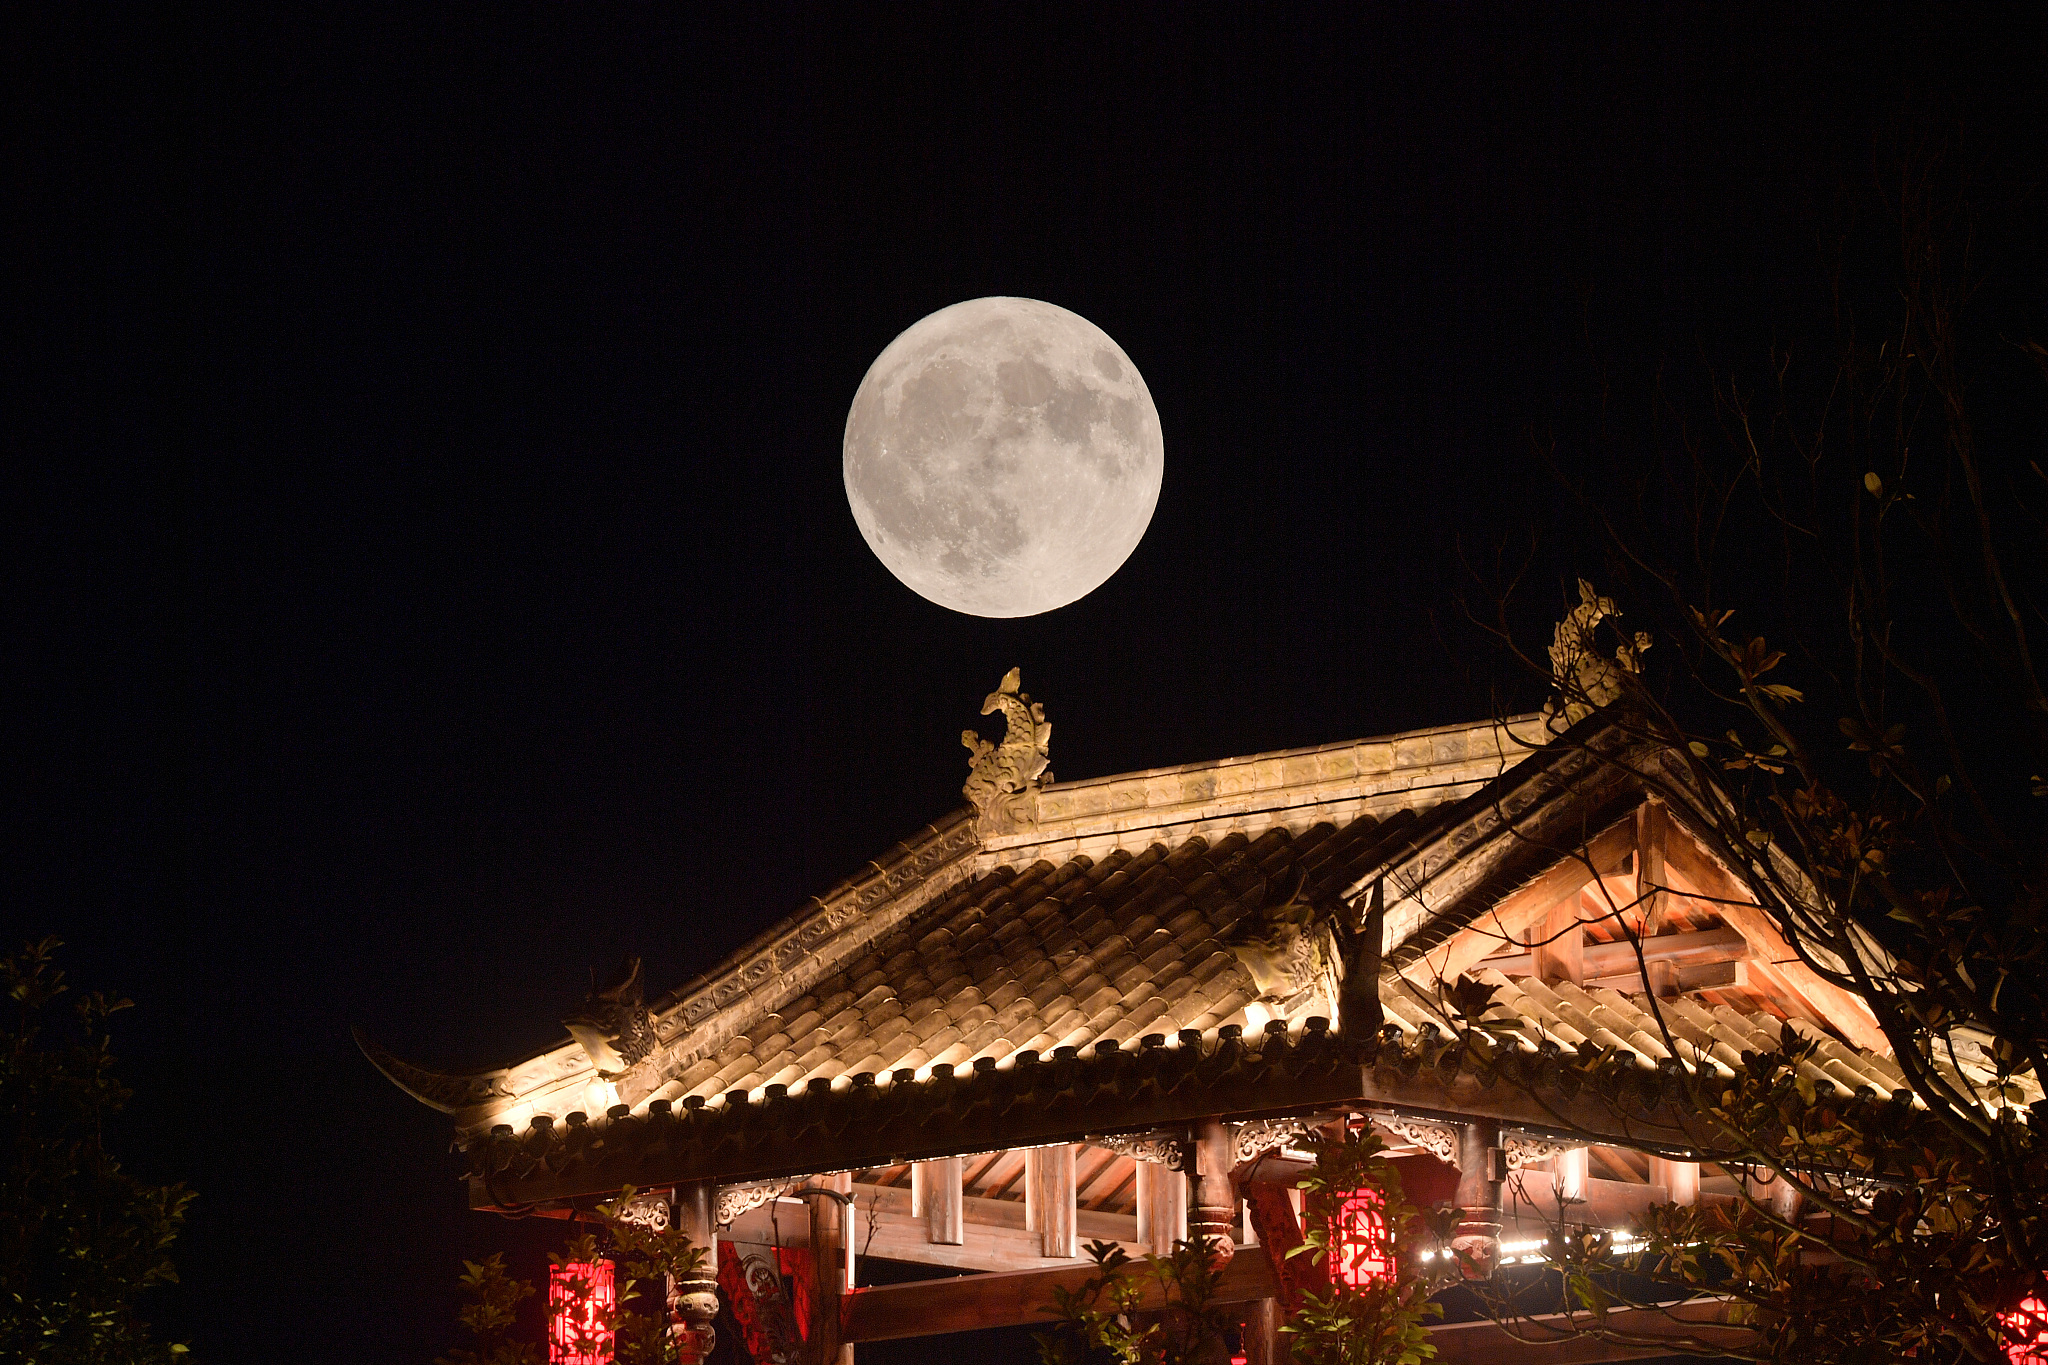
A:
460 1017 1714 1212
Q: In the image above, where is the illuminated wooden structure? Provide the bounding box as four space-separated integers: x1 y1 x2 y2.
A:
364 674 1962 1364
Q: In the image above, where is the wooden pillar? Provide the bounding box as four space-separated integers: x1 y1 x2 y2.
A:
1027 1145 1078 1259
1135 1158 1186 1256
807 1174 853 1365
1649 1155 1700 1205
1451 1118 1503 1279
912 1156 964 1246
1636 797 1667 930
1189 1119 1237 1260
1769 1171 1804 1222
1242 1297 1282 1365
1554 1147 1590 1205
1746 1165 1803 1220
671 1184 719 1365
1533 898 1584 985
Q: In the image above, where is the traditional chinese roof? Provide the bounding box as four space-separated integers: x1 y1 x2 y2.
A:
360 708 1956 1211
364 716 1542 1133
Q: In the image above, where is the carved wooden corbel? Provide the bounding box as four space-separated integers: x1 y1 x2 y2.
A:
1372 1114 1461 1166
1232 1117 1315 1168
715 1180 794 1227
1503 1132 1585 1172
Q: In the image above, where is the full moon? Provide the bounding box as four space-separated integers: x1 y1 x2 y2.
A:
843 297 1164 618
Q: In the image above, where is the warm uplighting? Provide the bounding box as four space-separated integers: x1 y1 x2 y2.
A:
549 1261 615 1365
2003 1296 2048 1364
1329 1187 1396 1287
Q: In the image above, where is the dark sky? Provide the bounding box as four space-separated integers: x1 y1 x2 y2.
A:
13 6 2045 1362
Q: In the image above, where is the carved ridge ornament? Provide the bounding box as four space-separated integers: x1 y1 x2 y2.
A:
1233 1118 1317 1167
1373 1115 1460 1166
1546 578 1652 728
1504 1133 1585 1173
565 956 660 1077
962 667 1051 837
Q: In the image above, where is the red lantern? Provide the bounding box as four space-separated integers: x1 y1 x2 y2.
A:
2003 1297 2048 1364
1329 1187 1396 1288
549 1260 616 1365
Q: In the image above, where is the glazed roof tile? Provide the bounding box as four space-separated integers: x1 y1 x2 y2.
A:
624 812 1411 1119
404 715 1956 1162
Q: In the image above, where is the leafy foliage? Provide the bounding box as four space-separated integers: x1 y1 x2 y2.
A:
1036 1127 1449 1365
1285 1126 1445 1365
1035 1236 1233 1365
1 937 193 1365
446 1187 711 1365
1458 162 2047 1362
585 1188 712 1365
436 1254 541 1365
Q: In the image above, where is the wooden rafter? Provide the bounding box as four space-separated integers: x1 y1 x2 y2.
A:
1074 1147 1125 1210
1401 818 1639 987
1656 832 1888 1051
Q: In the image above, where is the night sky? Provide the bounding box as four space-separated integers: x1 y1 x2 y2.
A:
14 7 2045 1362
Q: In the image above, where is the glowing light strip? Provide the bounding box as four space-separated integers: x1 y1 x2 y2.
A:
1416 1232 1648 1266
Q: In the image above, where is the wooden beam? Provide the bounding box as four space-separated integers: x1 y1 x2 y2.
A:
476 1046 1741 1209
1480 925 1749 981
1640 801 1676 997
1564 959 1745 999
1426 1298 1755 1363
1507 1173 1730 1229
1657 825 1889 1051
852 1212 1128 1274
1533 897 1585 986
724 1183 1139 1271
1404 819 1638 986
841 1242 1281 1344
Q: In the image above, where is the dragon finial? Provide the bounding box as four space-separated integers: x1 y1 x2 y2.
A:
564 954 660 1077
962 667 1052 836
1546 579 1652 728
